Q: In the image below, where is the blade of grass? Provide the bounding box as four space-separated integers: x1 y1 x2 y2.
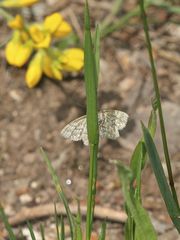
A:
27 222 37 240
98 221 106 240
84 0 99 143
150 0 180 14
117 163 157 240
126 109 156 238
54 203 61 240
75 200 82 240
40 148 75 239
84 1 99 240
139 0 179 207
94 24 100 82
60 216 65 240
101 0 124 31
130 109 157 200
40 224 45 240
0 205 16 240
124 205 135 240
100 3 151 38
142 125 180 232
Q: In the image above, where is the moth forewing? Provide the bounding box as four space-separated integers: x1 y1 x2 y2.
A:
61 110 128 145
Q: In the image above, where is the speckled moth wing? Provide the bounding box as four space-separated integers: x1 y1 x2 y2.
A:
61 110 128 145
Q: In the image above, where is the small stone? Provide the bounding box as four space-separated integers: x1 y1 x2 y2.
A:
9 90 22 102
19 194 32 204
30 181 38 189
4 205 15 216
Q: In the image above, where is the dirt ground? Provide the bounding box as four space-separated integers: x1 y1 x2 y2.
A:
0 0 180 239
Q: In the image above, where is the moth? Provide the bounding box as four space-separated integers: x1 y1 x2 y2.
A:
61 110 128 145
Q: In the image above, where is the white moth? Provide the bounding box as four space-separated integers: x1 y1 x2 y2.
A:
61 110 128 145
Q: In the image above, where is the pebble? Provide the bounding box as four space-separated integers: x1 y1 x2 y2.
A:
19 194 33 204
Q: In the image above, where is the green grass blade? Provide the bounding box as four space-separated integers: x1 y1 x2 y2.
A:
84 1 99 239
54 203 61 240
84 0 99 145
40 224 45 240
60 216 65 240
142 125 180 232
130 109 157 200
147 109 157 138
40 148 75 239
139 0 179 207
98 221 106 240
130 140 146 201
27 222 37 240
75 200 82 240
124 206 135 240
117 163 157 240
94 24 100 82
0 205 16 240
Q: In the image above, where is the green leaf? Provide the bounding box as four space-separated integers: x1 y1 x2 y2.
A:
124 206 135 240
84 2 99 240
40 148 75 239
84 0 99 145
98 221 106 240
27 222 37 240
54 203 60 240
142 125 180 232
60 216 65 240
117 163 157 240
130 109 157 200
75 200 82 240
40 224 45 240
94 24 100 83
0 205 16 240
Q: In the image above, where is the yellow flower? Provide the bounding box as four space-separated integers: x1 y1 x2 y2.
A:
60 48 84 72
44 13 63 34
26 51 44 88
43 53 62 80
42 48 84 81
43 13 72 38
53 21 72 38
27 13 72 49
0 0 39 7
8 15 24 30
5 31 33 67
28 24 51 49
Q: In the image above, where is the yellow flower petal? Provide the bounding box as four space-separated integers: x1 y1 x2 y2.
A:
29 24 44 43
8 15 24 30
29 24 51 48
44 13 63 34
34 34 51 48
26 51 43 88
5 36 33 67
60 48 84 72
43 53 62 80
53 21 72 38
1 0 39 7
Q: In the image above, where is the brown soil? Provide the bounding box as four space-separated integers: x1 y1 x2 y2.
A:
0 1 180 239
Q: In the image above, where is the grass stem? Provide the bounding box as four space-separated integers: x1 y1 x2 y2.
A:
86 144 98 240
139 0 179 208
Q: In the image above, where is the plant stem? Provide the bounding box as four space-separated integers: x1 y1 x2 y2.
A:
86 144 98 240
101 2 151 38
0 8 13 21
139 0 179 208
